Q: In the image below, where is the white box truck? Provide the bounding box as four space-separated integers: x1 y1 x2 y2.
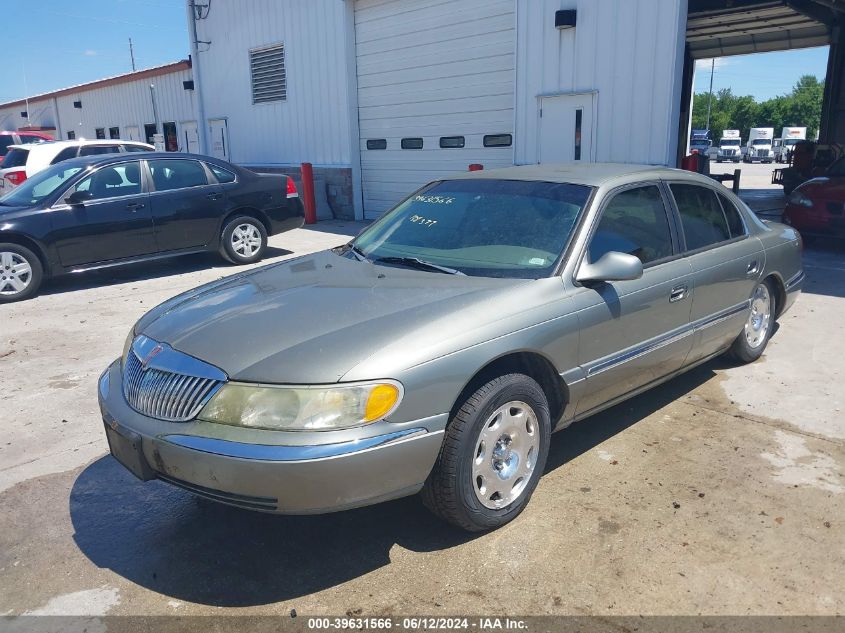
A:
744 127 775 163
716 130 742 163
775 127 807 163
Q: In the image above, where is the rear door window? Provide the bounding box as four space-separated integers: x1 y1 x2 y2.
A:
670 184 731 250
589 185 674 265
50 147 81 165
148 159 208 191
1 148 29 169
79 145 120 156
716 194 747 238
122 144 152 153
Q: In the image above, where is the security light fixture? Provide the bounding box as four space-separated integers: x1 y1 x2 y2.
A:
555 10 577 29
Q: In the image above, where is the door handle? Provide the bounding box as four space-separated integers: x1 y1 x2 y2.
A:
669 285 688 303
747 260 759 276
126 202 145 212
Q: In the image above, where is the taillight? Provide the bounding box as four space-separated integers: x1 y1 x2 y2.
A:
286 177 298 199
5 170 26 186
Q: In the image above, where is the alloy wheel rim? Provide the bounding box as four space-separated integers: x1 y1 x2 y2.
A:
231 223 262 258
471 401 540 510
0 251 33 296
745 284 772 349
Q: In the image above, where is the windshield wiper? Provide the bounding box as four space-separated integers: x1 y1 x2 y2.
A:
346 243 369 262
372 256 465 276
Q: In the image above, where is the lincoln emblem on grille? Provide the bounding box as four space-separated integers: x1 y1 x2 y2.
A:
141 344 164 368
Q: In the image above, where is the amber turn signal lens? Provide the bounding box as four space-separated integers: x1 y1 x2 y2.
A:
364 383 400 422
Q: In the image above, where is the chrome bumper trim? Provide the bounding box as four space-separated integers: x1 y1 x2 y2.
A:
785 270 805 291
161 427 436 462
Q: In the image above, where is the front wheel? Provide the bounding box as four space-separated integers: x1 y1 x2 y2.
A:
727 279 775 363
220 216 268 265
422 374 551 532
0 244 43 303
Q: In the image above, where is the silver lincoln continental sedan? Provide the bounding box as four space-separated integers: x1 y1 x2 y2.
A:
98 163 803 531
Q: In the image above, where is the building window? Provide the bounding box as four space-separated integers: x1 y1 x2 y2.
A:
401 138 423 150
366 139 387 150
439 136 465 149
67 131 76 140
483 134 512 148
162 122 178 151
95 128 106 140
109 127 120 139
574 109 583 161
144 124 158 145
250 43 286 104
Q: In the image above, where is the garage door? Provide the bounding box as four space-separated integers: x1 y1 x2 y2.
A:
354 0 516 219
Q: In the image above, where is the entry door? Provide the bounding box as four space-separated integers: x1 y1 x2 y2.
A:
539 93 595 164
125 126 140 142
180 121 200 153
208 119 229 161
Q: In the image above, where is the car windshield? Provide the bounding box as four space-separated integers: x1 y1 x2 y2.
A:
751 139 770 146
351 179 592 279
784 139 801 146
721 139 741 146
0 163 84 207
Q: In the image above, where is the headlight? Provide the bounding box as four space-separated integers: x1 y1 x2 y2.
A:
198 381 403 431
788 191 814 208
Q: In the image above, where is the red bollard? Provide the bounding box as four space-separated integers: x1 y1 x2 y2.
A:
468 164 484 171
300 162 317 225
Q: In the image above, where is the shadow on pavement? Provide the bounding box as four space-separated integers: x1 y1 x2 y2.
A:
302 221 369 237
801 242 845 299
70 360 726 608
40 247 293 297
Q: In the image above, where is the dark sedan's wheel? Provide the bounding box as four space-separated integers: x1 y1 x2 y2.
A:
727 279 775 363
220 216 268 265
422 373 551 532
0 244 43 303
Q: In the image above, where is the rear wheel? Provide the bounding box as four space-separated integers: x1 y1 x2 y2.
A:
422 374 551 532
0 244 43 303
727 279 775 363
220 216 268 265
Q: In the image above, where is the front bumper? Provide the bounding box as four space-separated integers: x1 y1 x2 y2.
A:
98 360 446 514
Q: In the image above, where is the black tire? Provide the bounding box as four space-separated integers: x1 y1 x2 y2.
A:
220 216 268 265
0 243 44 303
422 373 551 532
727 279 776 364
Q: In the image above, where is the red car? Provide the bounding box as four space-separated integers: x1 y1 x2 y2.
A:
784 157 845 238
0 130 53 158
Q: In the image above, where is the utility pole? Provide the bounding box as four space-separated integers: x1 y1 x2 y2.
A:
186 0 209 155
705 58 715 131
129 38 136 71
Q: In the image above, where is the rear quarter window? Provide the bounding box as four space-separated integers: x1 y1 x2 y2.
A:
208 164 236 183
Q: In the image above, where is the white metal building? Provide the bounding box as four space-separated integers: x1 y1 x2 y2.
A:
188 0 688 220
0 61 197 151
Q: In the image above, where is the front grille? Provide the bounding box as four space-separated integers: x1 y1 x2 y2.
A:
123 337 225 422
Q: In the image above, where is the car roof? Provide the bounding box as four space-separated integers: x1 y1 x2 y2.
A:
5 139 155 155
46 151 221 169
443 162 714 188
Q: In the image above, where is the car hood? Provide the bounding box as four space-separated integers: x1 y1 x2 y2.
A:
138 250 554 383
798 176 845 199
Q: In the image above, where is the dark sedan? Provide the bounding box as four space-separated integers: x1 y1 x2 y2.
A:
0 153 304 302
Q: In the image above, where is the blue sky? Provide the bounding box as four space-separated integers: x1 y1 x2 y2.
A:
1 0 188 103
694 46 829 101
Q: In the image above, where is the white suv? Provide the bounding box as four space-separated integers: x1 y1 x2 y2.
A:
0 139 154 194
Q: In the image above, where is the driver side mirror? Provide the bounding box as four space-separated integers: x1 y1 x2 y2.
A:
576 251 643 284
64 190 93 206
